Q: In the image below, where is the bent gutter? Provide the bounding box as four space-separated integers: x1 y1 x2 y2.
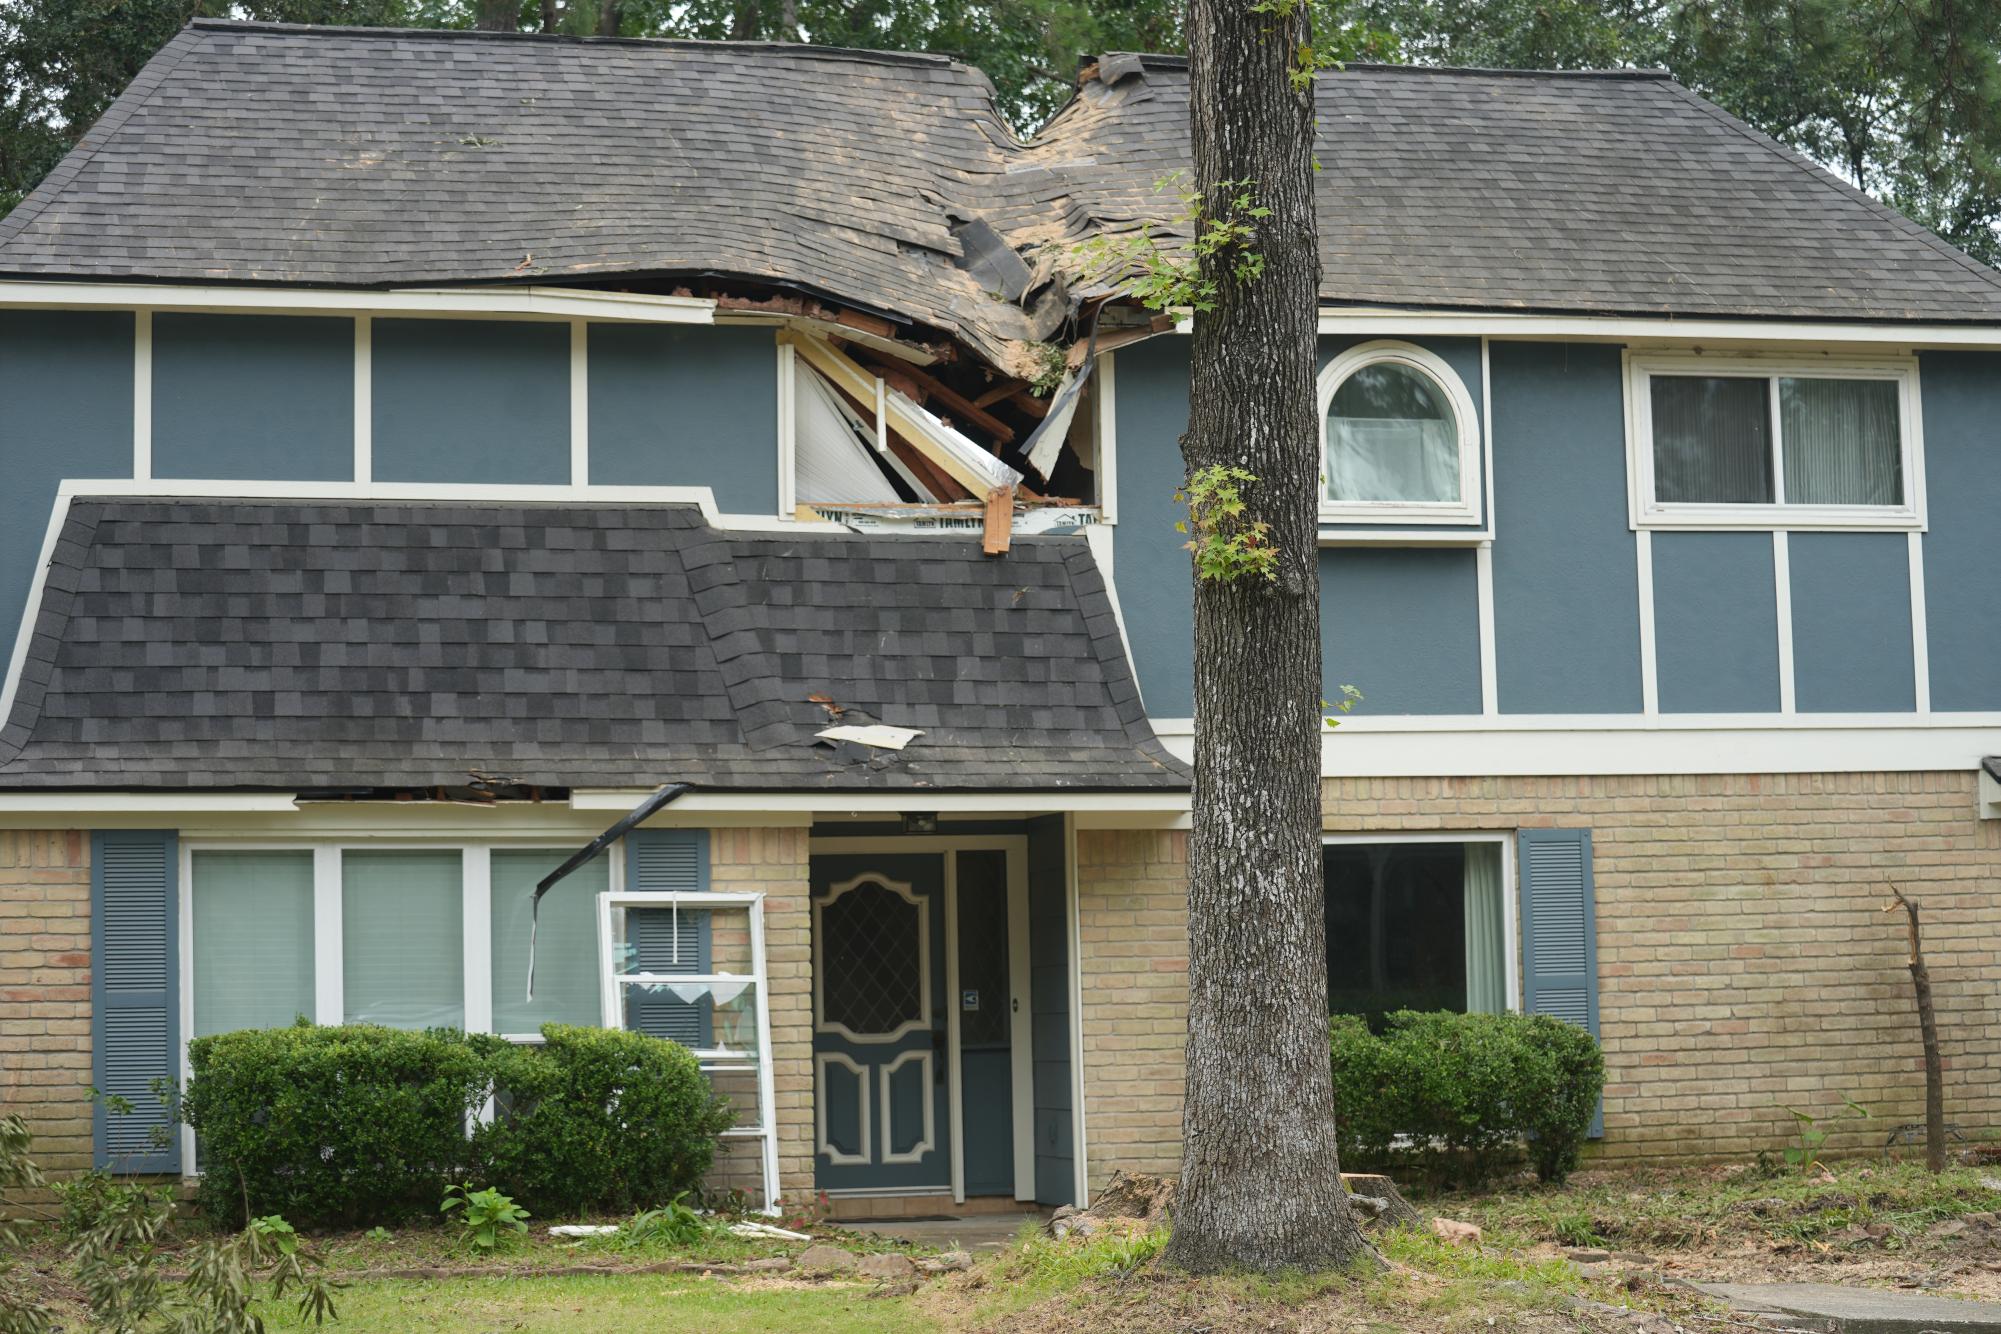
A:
526 781 691 1000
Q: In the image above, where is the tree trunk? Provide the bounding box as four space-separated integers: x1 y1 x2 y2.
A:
540 0 560 32
475 1 520 32
1163 0 1372 1276
596 0 620 36
1890 886 1946 1172
779 0 800 41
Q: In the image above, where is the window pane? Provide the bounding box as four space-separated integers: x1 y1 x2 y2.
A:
1780 377 1902 505
1326 362 1461 503
342 850 463 1029
615 905 712 1047
192 851 315 1037
1650 375 1773 503
490 850 601 1035
1324 842 1509 1027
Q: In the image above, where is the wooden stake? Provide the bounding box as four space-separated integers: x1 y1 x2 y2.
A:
981 486 1013 555
1885 885 1946 1172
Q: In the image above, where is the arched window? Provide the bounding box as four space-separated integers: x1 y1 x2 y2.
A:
1318 341 1481 525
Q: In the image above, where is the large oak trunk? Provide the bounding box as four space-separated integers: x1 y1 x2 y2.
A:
1163 0 1371 1274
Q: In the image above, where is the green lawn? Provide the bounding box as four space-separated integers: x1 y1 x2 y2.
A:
257 1274 931 1333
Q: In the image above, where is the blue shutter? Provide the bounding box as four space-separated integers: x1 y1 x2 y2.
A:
1517 828 1602 1138
625 831 712 1048
91 830 181 1173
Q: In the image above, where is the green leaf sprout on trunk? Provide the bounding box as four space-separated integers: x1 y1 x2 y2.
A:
1177 465 1278 583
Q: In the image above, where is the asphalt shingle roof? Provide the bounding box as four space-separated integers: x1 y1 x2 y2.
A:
3 22 1999 350
0 500 1186 793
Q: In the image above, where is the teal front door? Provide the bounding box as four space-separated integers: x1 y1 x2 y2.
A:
811 854 950 1193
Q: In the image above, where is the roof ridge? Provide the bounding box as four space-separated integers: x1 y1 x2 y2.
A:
0 28 203 248
185 17 968 70
1103 52 1675 80
1655 80 2001 298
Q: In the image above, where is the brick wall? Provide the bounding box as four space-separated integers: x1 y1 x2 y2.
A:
1073 772 2001 1191
0 830 92 1189
706 825 814 1207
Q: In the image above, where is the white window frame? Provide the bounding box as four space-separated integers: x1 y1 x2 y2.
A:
1320 831 1520 1014
1625 351 1925 531
597 888 780 1213
1318 340 1483 527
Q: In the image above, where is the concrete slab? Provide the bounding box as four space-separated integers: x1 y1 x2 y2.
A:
840 1213 1039 1252
1695 1282 2001 1334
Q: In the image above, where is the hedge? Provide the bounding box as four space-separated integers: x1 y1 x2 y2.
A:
1330 1009 1604 1186
181 1022 733 1227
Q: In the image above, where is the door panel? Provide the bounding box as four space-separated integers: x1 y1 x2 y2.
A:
812 854 949 1192
953 849 1016 1196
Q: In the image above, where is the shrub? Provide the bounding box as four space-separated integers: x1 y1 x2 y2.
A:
470 1025 735 1217
182 1021 732 1228
1329 1010 1604 1187
441 1182 530 1252
182 1023 492 1228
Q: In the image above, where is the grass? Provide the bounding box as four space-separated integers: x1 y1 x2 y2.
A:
1448 1160 2001 1251
252 1273 932 1332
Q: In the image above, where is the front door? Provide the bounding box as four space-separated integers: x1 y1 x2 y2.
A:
811 854 950 1192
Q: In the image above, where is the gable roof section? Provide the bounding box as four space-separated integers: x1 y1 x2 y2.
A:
0 499 1183 793
1032 56 2001 324
3 23 2000 342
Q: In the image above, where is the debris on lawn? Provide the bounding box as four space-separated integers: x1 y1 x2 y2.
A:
546 1224 620 1237
728 1220 812 1242
1431 1216 1484 1246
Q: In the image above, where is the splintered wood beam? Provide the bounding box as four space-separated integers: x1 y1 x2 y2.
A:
972 379 1026 410
856 352 1017 444
982 485 1015 555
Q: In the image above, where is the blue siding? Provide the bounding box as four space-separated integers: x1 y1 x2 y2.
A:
1917 352 2001 711
372 319 569 484
153 314 353 481
1108 339 1196 715
1651 532 1781 713
1026 815 1075 1207
1322 548 1481 714
1318 335 1488 533
588 324 779 512
0 311 134 656
1489 342 1642 714
1789 532 1915 712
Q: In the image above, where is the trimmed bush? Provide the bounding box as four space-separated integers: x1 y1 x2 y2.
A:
1330 1009 1604 1187
470 1025 735 1217
182 1022 731 1228
182 1023 490 1227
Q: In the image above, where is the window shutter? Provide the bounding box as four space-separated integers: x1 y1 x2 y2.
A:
91 830 181 1173
625 831 712 1048
1517 828 1602 1138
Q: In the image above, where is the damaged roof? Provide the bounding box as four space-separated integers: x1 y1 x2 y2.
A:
0 500 1186 793
4 22 2001 367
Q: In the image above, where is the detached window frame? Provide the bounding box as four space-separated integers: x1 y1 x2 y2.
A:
1626 352 1925 531
1317 340 1483 528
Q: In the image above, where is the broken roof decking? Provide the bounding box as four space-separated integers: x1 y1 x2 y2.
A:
0 500 1185 793
4 24 2001 355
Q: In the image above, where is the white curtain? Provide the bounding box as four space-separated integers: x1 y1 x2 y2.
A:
1326 417 1458 503
1781 377 1902 505
1650 375 1772 503
1462 843 1506 1014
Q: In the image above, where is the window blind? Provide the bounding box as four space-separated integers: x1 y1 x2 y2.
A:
191 850 314 1037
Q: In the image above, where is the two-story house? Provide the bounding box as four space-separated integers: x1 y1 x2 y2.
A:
2 21 1998 1215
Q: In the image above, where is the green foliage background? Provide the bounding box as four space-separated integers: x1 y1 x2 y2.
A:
2 0 1997 261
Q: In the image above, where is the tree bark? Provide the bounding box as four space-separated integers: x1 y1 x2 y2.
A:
1889 886 1946 1172
540 0 561 32
596 0 620 36
1163 0 1372 1276
475 1 521 32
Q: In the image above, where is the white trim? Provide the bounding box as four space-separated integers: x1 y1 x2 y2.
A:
1309 308 2001 349
133 311 152 481
1063 812 1089 1208
1005 843 1035 1202
1475 543 1498 715
1318 340 1483 527
176 840 196 1171
0 280 715 324
1624 351 1925 531
1980 767 2001 819
1908 532 1931 714
1095 351 1118 523
878 1050 937 1165
815 1052 873 1166
462 847 493 1038
1480 336 1497 535
944 856 965 1204
312 847 343 1024
569 320 589 487
0 793 301 814
1635 529 1658 715
0 495 69 742
775 341 797 519
812 873 932 1043
1773 532 1796 714
580 788 1191 817
353 317 372 484
1321 830 1521 1012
